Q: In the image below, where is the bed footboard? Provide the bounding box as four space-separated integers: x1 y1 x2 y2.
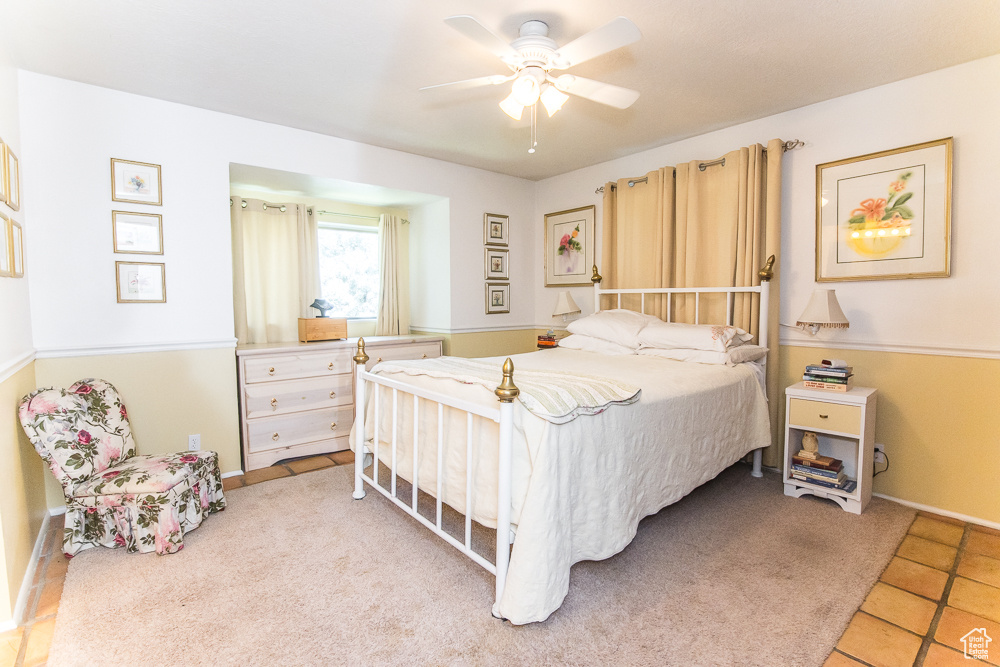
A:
351 338 518 619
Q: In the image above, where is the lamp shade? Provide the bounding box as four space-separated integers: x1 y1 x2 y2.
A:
796 289 849 329
553 291 581 317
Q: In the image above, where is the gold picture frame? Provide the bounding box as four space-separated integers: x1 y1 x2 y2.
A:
115 261 166 303
113 210 164 254
4 143 19 211
484 247 509 280
111 158 162 206
544 205 595 286
816 138 952 282
0 212 11 278
0 136 8 205
484 213 509 246
485 282 509 314
9 220 23 278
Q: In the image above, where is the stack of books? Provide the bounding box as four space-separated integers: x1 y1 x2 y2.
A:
791 449 857 493
802 359 853 392
537 334 558 349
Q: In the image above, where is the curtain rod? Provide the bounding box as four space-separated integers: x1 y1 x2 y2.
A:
312 209 410 224
228 200 410 223
229 197 289 212
594 139 805 193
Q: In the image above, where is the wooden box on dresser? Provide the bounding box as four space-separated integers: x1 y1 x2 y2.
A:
236 335 444 471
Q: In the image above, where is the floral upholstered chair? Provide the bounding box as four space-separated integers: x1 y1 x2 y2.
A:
18 378 226 557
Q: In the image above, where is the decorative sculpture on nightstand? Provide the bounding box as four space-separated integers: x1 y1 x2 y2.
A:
309 299 334 318
801 431 820 458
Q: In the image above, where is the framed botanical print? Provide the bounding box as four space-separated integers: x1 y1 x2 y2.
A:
485 282 509 314
816 138 952 281
111 158 162 206
116 261 166 303
0 213 10 278
113 211 163 254
544 205 595 286
484 213 509 246
10 220 23 277
4 144 19 211
484 247 509 280
0 137 8 205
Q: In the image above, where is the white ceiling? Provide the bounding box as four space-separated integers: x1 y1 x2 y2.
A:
4 0 1000 181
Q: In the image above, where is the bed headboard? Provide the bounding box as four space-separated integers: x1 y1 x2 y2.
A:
590 255 775 349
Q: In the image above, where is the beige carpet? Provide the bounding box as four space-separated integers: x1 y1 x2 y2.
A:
49 463 914 666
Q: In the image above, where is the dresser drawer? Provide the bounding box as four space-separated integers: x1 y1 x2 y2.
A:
244 350 354 383
788 398 861 436
246 406 354 453
366 341 442 370
244 374 353 419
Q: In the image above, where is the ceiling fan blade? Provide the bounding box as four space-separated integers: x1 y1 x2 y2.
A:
552 75 640 109
553 17 641 68
420 74 514 91
444 15 519 62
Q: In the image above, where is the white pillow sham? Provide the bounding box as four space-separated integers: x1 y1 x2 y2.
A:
638 321 753 352
566 309 660 349
637 344 768 366
558 334 637 355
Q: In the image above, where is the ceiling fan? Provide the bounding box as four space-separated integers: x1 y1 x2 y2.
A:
422 15 642 152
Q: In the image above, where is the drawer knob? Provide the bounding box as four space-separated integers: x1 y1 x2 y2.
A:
819 414 829 419
270 398 278 409
272 432 279 441
330 422 337 430
268 367 275 376
328 362 335 370
329 391 336 399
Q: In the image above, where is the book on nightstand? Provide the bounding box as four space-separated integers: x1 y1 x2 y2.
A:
802 361 854 392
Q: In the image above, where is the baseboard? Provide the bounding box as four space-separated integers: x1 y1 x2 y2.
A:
7 512 52 629
48 506 66 516
873 493 1000 530
221 470 244 479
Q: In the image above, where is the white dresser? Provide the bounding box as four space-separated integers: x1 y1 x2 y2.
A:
236 335 444 471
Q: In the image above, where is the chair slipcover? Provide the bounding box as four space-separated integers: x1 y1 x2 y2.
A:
18 378 225 557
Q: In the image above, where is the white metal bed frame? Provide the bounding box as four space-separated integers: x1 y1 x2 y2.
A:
351 256 775 619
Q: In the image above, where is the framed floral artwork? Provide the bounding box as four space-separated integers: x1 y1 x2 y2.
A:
0 212 10 278
485 282 509 314
111 158 162 206
113 211 163 254
484 213 508 246
0 137 8 205
4 143 19 211
484 247 509 280
816 138 952 281
115 261 166 303
10 220 23 278
544 205 595 287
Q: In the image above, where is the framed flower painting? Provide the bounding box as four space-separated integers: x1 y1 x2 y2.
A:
816 138 952 281
544 205 595 287
111 158 162 206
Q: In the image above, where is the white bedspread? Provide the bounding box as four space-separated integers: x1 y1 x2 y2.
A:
353 349 771 624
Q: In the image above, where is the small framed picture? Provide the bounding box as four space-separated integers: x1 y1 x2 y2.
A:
111 158 162 206
484 213 509 246
485 282 509 314
0 137 8 205
10 220 23 278
484 247 509 280
113 211 163 254
0 213 10 278
116 261 166 303
4 144 19 211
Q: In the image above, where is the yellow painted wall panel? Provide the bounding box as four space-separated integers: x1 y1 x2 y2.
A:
34 347 241 509
0 361 47 624
410 329 540 359
780 346 999 524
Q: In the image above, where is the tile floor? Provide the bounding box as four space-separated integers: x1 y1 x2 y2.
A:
2 461 996 667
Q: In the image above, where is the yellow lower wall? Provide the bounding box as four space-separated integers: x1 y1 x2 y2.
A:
411 329 540 358
35 347 242 509
780 345 999 524
0 361 47 625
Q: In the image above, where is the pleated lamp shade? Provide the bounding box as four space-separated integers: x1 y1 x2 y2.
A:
796 289 849 333
553 291 581 318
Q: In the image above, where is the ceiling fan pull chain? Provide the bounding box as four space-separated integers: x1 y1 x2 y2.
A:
528 102 537 154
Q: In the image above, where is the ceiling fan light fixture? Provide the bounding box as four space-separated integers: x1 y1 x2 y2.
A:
499 92 524 120
540 84 569 117
511 73 541 106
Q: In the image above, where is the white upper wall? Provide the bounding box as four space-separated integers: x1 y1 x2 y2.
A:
533 55 1000 355
0 44 32 370
18 72 536 352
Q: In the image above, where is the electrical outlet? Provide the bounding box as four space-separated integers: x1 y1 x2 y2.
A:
874 443 885 464
188 434 201 451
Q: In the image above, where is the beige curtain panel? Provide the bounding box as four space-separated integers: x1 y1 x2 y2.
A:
601 138 783 463
231 199 319 344
375 214 402 336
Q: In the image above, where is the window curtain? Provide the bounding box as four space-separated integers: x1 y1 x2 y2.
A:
231 199 319 344
600 137 783 464
375 214 401 336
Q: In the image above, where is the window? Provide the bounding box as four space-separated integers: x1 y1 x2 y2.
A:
317 224 379 318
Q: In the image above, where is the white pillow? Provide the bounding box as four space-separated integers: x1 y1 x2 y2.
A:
638 321 753 352
637 344 768 366
557 334 637 355
566 309 660 349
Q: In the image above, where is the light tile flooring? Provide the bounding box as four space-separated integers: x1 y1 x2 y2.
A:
3 461 997 667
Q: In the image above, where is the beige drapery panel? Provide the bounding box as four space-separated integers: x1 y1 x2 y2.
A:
231 199 319 344
375 214 401 336
601 138 783 464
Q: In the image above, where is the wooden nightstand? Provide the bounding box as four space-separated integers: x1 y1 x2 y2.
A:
783 382 877 514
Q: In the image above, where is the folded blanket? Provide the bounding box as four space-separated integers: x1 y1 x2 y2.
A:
372 357 640 424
